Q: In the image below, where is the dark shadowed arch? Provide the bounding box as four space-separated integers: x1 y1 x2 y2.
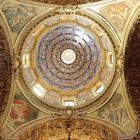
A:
124 17 140 118
0 25 12 116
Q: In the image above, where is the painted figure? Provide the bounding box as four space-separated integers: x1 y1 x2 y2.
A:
10 99 30 125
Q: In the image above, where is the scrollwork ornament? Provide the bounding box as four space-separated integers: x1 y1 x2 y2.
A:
55 5 79 15
77 112 87 117
19 118 118 140
12 50 21 79
116 52 124 74
51 112 63 118
31 128 40 140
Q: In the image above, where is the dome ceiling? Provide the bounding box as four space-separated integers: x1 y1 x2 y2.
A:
1 0 140 139
35 25 101 90
16 6 118 112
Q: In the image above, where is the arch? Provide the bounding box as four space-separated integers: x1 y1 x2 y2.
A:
0 18 13 124
124 17 140 118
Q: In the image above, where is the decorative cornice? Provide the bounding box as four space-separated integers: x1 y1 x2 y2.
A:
23 0 100 5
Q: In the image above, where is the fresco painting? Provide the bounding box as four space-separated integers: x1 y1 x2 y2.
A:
10 98 31 125
2 2 38 33
100 2 131 30
97 92 128 125
4 86 46 134
91 83 136 133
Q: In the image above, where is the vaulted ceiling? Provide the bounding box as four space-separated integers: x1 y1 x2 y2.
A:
0 0 140 140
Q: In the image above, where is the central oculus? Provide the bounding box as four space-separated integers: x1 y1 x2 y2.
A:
61 49 76 64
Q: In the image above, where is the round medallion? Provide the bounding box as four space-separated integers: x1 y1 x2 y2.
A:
61 49 76 64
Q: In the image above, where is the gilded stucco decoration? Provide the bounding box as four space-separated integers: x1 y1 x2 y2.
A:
19 117 118 140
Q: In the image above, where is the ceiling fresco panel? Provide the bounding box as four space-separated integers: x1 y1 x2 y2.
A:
1 1 47 42
88 1 132 43
3 85 48 135
90 82 136 134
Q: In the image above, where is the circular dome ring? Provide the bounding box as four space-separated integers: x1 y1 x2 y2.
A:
17 11 119 112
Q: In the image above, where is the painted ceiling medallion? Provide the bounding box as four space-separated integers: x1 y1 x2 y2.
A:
17 8 118 111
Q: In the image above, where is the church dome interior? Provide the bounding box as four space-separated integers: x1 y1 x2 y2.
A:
0 0 140 140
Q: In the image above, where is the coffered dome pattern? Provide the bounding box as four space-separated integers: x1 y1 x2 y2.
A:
35 25 101 90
